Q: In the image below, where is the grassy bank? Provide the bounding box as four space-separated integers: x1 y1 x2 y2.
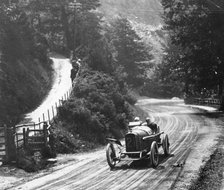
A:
188 138 224 190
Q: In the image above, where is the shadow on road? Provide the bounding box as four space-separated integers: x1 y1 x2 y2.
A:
173 111 224 119
110 154 174 171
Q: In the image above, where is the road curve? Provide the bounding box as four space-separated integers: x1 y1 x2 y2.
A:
12 99 221 190
24 54 72 123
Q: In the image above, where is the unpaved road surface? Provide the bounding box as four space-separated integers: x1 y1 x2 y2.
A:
7 99 222 190
25 54 72 123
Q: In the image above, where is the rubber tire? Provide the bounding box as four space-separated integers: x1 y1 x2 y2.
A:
150 141 159 167
106 143 116 169
162 134 170 156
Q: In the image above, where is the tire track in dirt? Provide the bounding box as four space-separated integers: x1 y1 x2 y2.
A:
81 107 180 190
11 100 219 190
75 105 198 190
110 106 198 190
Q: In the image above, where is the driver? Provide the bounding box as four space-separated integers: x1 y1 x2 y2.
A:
145 117 159 134
134 117 140 122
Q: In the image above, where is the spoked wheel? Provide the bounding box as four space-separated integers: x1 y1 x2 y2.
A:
162 134 170 156
150 141 159 167
106 143 117 169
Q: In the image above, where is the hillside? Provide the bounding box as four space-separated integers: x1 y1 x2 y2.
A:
99 0 162 26
0 55 52 125
99 0 166 66
0 4 53 125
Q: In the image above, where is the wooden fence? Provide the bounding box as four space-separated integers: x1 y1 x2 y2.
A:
0 124 17 164
0 122 50 164
184 97 221 107
35 86 73 124
0 59 79 164
16 122 49 152
0 125 6 162
0 86 73 164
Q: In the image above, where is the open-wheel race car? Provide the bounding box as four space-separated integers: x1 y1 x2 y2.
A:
106 121 170 169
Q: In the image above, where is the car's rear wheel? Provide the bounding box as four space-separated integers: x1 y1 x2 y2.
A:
150 141 159 167
162 134 170 156
106 143 117 169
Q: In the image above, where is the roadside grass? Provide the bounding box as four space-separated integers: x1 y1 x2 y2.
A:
188 141 224 190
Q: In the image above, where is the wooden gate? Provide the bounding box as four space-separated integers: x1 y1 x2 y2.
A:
15 122 49 153
0 122 50 164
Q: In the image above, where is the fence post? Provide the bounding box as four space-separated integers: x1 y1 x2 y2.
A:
33 123 36 136
38 118 41 129
23 128 26 148
43 122 48 147
48 109 50 121
52 106 55 118
3 125 17 164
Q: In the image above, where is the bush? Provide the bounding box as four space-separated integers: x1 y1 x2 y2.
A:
57 69 134 145
124 91 137 105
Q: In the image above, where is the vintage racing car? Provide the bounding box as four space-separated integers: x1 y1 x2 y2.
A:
106 121 169 168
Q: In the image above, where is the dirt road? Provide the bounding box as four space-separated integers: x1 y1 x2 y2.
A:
9 99 221 190
25 54 72 123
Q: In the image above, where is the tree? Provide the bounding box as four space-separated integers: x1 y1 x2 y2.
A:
0 0 53 124
161 0 224 98
23 0 102 55
108 17 152 87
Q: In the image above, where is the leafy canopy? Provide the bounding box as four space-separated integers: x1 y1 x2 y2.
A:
160 0 224 96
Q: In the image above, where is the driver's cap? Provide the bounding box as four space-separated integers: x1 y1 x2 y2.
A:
146 117 151 122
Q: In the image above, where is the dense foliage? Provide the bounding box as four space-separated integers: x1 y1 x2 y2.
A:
24 0 154 146
58 67 135 144
0 1 52 124
47 3 152 146
1 0 152 146
106 18 152 87
159 0 224 99
24 0 102 54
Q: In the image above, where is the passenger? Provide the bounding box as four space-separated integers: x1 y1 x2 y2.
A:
145 117 159 134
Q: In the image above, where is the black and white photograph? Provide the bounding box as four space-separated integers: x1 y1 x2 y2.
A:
0 0 224 189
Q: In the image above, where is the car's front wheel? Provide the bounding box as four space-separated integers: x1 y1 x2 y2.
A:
106 143 117 169
150 141 159 167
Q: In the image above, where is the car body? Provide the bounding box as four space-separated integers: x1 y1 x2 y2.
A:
106 121 169 168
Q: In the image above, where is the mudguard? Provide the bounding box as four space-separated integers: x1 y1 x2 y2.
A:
106 138 122 146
